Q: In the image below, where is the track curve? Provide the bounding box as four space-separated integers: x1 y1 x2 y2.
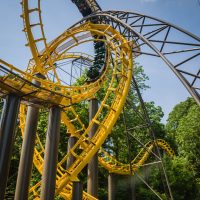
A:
99 139 175 175
0 1 198 199
17 21 133 198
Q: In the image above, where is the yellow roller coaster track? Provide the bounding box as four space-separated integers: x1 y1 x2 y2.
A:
0 0 198 199
98 139 175 175
18 1 172 199
21 0 54 75
0 20 132 198
1 23 125 107
0 1 177 199
0 1 175 199
13 19 133 198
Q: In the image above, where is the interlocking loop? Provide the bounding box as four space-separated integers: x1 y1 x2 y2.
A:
18 20 133 198
2 0 193 199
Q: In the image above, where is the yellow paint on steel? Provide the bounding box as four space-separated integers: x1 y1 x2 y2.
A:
26 52 93 75
11 20 134 199
0 1 146 199
98 139 175 175
19 106 96 200
0 23 117 106
11 52 92 198
21 0 56 74
0 18 172 199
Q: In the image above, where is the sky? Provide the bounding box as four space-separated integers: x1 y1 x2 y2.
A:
0 0 199 123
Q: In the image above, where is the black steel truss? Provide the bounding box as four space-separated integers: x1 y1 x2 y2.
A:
75 11 200 106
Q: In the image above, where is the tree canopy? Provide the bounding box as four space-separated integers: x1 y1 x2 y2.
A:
1 64 200 199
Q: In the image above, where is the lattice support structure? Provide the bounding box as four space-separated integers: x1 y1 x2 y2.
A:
0 1 199 200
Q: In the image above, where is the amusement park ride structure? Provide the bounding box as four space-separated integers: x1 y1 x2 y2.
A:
0 0 199 200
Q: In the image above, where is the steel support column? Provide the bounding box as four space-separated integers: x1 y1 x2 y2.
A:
0 99 6 128
15 77 42 200
72 181 83 200
87 98 98 197
0 94 20 200
14 106 39 200
67 136 83 199
66 136 77 169
40 106 61 200
130 176 136 200
108 173 116 200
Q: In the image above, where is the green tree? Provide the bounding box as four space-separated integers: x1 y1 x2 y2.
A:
163 97 200 199
3 62 170 199
166 98 200 173
95 63 168 199
144 97 200 200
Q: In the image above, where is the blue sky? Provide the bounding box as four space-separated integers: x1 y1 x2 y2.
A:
0 0 199 122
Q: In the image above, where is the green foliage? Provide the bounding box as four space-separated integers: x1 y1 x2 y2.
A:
159 97 200 199
101 98 200 199
5 124 22 199
4 63 200 200
166 98 200 172
97 63 169 199
165 157 199 200
166 97 198 135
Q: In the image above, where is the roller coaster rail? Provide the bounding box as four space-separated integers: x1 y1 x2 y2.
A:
0 0 199 200
84 11 200 106
98 139 175 175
